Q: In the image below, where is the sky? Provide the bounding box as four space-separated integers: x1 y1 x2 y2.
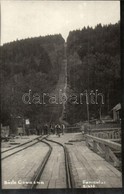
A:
1 1 120 45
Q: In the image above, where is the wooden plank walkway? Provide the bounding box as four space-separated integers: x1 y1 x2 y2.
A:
67 142 122 188
48 134 122 188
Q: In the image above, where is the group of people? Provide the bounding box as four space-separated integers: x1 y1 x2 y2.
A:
36 123 66 136
49 123 65 137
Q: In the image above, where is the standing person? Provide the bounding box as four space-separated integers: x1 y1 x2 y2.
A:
55 124 61 137
51 123 55 134
61 124 65 135
49 124 53 134
52 123 55 134
55 123 58 135
44 123 48 135
39 124 42 135
36 125 39 135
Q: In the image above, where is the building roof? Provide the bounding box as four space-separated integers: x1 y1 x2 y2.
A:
112 103 121 111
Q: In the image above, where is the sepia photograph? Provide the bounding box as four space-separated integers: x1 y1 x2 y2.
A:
0 0 122 190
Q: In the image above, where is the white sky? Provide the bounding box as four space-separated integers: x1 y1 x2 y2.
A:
1 1 120 45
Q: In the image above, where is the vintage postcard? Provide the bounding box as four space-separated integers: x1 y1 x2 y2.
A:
0 0 122 191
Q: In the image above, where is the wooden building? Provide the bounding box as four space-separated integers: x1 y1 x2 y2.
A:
112 103 121 122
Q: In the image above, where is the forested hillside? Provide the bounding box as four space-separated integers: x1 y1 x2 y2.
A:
0 34 65 127
66 22 120 124
0 22 120 127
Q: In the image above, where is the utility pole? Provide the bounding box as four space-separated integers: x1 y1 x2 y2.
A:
87 50 90 124
86 100 90 124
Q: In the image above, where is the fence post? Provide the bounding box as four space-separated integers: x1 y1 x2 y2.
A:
105 145 110 161
85 136 88 147
93 140 97 152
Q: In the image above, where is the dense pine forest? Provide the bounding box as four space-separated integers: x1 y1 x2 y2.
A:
66 22 120 124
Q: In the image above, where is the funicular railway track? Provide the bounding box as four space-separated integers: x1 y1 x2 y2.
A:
30 137 74 189
29 44 74 188
1 135 46 160
29 47 73 189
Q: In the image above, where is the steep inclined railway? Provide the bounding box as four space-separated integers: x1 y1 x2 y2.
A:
49 42 69 125
59 43 69 126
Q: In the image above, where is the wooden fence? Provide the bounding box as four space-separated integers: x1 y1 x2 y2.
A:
89 128 121 140
65 127 81 133
85 134 121 168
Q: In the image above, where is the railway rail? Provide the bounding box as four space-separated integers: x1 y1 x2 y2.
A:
1 136 42 153
1 136 46 160
30 137 74 189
